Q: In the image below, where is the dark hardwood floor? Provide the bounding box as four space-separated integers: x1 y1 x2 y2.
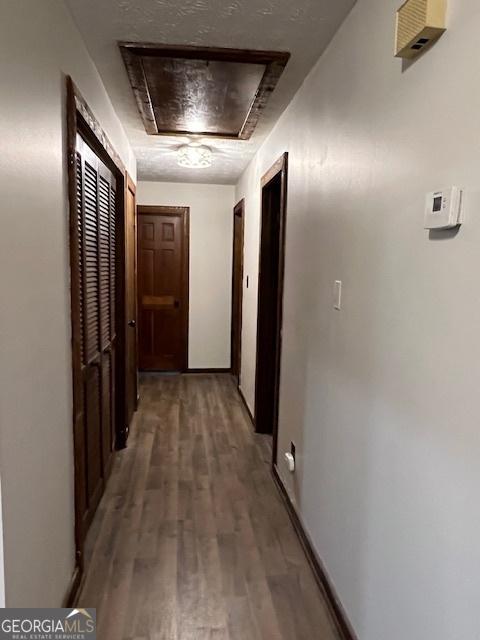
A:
78 373 340 640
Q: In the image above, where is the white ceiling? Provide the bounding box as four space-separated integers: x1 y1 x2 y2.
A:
66 0 355 185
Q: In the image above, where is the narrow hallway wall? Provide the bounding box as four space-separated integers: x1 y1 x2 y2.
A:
0 0 135 606
235 0 480 638
137 181 235 370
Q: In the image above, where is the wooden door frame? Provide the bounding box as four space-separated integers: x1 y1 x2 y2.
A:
137 205 190 372
65 76 130 603
125 174 139 414
254 152 289 468
231 199 245 384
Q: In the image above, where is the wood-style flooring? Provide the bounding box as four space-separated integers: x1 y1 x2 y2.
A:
78 373 340 640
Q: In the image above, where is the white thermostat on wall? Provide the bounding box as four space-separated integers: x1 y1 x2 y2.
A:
424 187 464 230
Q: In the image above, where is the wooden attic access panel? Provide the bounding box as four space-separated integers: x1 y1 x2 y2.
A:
119 43 290 140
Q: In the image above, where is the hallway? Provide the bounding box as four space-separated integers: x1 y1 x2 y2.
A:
78 374 340 640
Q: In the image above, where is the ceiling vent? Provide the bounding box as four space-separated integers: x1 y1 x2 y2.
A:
395 0 446 59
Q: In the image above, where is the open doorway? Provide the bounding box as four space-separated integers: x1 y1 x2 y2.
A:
231 199 245 384
254 153 288 465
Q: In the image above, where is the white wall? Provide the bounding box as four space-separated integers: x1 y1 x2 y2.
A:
236 1 480 638
137 182 235 369
0 0 135 606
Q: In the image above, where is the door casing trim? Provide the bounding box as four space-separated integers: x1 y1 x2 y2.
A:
231 199 245 384
125 174 139 419
254 152 289 467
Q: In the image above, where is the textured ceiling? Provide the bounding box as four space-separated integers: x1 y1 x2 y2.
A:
66 0 355 184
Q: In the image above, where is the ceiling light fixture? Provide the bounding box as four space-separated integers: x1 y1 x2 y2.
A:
177 143 212 169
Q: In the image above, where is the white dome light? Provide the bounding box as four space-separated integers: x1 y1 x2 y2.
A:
177 143 212 168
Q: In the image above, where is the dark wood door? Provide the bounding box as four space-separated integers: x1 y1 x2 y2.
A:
137 206 189 371
231 200 245 383
74 134 117 533
255 154 288 466
125 177 138 423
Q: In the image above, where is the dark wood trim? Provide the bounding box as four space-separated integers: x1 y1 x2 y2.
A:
121 41 291 63
62 566 82 608
66 76 85 579
231 199 245 385
186 368 232 374
119 42 290 140
137 205 190 372
261 154 288 188
254 152 288 467
137 205 188 216
126 172 136 195
115 170 128 451
237 385 255 428
125 172 138 416
65 75 128 588
69 79 124 174
272 466 358 640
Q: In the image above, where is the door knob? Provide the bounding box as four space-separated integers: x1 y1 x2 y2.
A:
128 320 136 328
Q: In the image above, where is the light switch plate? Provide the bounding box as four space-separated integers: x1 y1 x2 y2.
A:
334 281 342 310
